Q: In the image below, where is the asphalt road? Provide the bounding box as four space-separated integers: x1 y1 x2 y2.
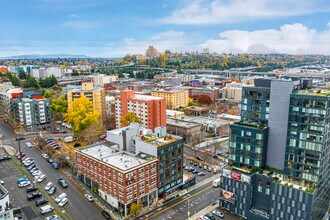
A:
139 182 219 220
0 121 103 220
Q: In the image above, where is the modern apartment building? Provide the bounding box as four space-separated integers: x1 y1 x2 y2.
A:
221 78 330 220
222 82 244 101
10 97 52 131
106 123 184 198
0 185 13 220
76 142 158 217
115 90 166 131
67 82 106 126
151 89 189 110
90 74 118 86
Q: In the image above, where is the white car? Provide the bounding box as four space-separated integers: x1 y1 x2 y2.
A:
45 214 60 220
212 210 224 218
55 193 67 203
32 170 42 176
24 160 34 166
26 142 33 148
45 182 53 191
18 181 30 188
42 154 49 159
37 174 46 183
84 194 94 202
58 197 68 207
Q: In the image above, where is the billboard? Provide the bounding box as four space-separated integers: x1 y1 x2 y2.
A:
241 174 251 184
231 171 241 181
220 189 235 203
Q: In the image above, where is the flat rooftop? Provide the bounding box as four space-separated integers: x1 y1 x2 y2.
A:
140 134 182 147
187 117 229 127
152 89 187 93
0 184 8 199
295 88 330 97
166 109 184 116
166 118 200 128
77 143 150 171
134 94 164 101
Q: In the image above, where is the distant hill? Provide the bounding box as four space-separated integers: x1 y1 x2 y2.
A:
1 54 89 59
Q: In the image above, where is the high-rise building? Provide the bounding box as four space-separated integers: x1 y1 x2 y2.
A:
67 82 106 126
221 78 329 220
145 46 158 57
151 89 189 110
115 90 166 131
75 142 158 217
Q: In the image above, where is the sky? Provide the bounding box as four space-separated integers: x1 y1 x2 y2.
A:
0 0 330 57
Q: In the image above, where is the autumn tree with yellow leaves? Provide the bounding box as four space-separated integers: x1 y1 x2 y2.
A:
64 96 100 136
120 112 140 127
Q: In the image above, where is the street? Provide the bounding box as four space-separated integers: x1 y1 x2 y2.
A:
139 182 218 220
0 121 103 220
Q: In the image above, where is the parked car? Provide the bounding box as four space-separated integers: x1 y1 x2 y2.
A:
197 172 206 176
42 154 49 159
212 210 224 218
36 198 48 206
15 152 22 157
20 156 29 161
12 207 22 214
45 214 60 220
37 174 46 183
205 213 215 220
197 156 203 161
73 143 81 148
26 186 38 193
208 167 213 172
194 162 198 166
192 169 200 174
45 182 53 191
40 205 54 215
30 167 38 173
32 170 42 176
17 178 29 184
55 193 67 203
213 169 218 174
27 164 36 171
84 194 94 202
101 210 112 220
47 158 54 164
48 186 57 195
27 192 42 200
2 155 11 160
18 181 31 188
51 162 59 169
24 159 34 167
58 178 68 188
58 197 68 207
4 118 9 123
203 165 207 170
17 153 25 159
26 142 33 148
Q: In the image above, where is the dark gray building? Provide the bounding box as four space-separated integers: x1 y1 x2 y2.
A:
221 78 329 220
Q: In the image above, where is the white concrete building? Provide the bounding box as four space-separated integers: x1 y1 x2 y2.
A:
222 82 244 101
0 185 13 220
90 74 118 86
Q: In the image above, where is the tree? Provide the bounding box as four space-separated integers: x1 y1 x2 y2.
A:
118 69 125 78
52 152 68 168
130 203 142 217
50 96 68 120
35 136 47 150
18 70 27 79
120 112 140 127
23 76 40 89
64 96 100 136
78 122 104 145
197 95 213 105
188 97 197 106
43 89 52 98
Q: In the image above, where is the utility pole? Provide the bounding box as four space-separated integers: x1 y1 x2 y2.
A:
17 139 22 166
187 198 190 219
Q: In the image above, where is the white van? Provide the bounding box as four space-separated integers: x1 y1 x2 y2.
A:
40 205 54 215
64 136 75 143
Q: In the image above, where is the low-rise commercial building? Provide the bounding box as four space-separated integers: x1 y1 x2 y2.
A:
186 117 230 137
166 110 184 119
188 87 220 102
166 118 202 143
76 142 158 217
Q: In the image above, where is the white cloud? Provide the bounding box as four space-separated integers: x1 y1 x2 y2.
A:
69 14 79 18
103 30 189 56
160 0 330 25
199 23 330 54
60 20 102 29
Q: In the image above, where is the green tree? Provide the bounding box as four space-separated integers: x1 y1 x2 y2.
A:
118 69 125 78
120 112 140 127
18 70 27 79
64 96 100 136
23 76 40 89
43 89 52 98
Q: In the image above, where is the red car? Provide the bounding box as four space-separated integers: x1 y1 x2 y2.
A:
20 156 29 161
15 152 22 157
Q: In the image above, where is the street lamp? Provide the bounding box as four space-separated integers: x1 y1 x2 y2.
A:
16 137 23 166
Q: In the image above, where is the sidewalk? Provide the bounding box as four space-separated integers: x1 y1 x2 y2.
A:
2 145 16 155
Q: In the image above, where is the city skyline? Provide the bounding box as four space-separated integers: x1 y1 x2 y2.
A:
1 0 330 57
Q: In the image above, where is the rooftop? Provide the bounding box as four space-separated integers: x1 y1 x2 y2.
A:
187 116 229 127
152 89 188 94
234 121 267 130
140 134 181 147
133 94 164 101
77 143 153 171
166 109 184 116
166 118 200 128
295 88 330 97
0 184 8 199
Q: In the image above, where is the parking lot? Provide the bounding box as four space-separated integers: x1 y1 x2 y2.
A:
0 157 57 220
